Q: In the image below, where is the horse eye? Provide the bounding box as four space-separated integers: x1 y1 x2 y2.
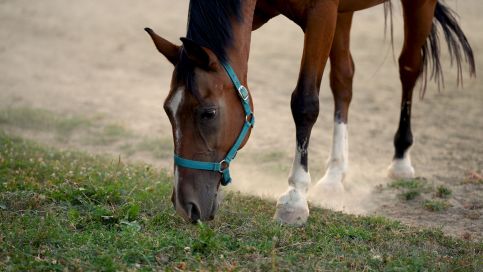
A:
200 109 217 120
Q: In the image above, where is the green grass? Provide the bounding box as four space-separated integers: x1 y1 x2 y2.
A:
402 190 421 200
389 178 427 190
0 107 169 159
136 137 173 159
436 185 452 199
0 107 134 146
389 178 428 201
84 123 133 145
119 137 173 160
0 107 91 141
0 132 482 271
423 199 450 212
388 180 456 212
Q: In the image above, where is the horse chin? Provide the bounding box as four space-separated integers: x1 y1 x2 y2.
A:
170 178 221 223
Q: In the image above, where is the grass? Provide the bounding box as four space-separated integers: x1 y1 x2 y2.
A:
0 132 482 271
403 190 421 200
0 107 91 141
389 178 427 190
0 106 170 160
0 107 134 146
119 137 173 160
388 179 457 213
136 137 173 159
464 171 483 185
436 185 452 199
84 124 133 145
423 199 451 212
389 178 428 201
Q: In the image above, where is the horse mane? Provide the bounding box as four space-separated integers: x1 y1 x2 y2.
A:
176 0 242 94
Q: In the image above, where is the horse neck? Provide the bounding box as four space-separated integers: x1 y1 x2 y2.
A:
226 0 257 85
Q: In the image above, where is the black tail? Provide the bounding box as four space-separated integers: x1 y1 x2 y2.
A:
421 1 476 96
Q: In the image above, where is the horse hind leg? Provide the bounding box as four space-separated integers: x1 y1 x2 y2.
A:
387 0 437 179
312 12 354 196
274 1 339 226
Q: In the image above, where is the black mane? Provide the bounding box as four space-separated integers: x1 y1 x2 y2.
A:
176 0 242 93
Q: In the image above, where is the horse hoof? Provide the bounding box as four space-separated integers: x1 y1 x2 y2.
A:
387 158 415 179
273 188 309 226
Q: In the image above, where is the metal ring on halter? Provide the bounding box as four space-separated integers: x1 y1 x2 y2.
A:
218 160 229 173
245 113 254 127
237 85 249 101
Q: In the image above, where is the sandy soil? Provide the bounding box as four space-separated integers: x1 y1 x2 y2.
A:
1 0 482 240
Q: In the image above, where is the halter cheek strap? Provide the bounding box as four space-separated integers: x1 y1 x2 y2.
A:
173 62 254 186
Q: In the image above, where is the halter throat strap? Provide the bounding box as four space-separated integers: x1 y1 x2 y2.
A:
173 62 254 186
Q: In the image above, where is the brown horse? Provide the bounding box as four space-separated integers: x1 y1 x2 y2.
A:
145 0 475 224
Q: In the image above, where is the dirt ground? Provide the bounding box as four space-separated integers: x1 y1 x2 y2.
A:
1 0 482 240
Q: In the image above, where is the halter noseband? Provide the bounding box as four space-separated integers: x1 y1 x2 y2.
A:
173 63 255 186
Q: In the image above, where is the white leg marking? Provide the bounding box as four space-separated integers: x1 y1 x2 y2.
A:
312 122 348 195
288 145 311 193
274 146 310 226
387 151 415 179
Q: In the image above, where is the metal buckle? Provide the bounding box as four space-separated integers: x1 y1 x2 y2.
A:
218 160 229 173
237 86 249 101
245 113 254 127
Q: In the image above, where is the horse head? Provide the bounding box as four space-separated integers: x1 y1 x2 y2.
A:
145 28 253 223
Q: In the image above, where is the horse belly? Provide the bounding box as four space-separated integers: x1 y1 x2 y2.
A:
338 0 387 12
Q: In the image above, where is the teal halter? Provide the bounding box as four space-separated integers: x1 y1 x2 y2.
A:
173 63 254 186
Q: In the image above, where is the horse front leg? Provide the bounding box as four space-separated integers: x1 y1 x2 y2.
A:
274 1 339 226
312 12 354 195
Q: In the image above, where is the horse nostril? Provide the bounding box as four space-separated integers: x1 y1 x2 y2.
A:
188 203 201 223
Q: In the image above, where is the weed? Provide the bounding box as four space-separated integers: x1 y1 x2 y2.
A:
436 186 452 199
403 190 421 200
389 178 426 190
423 199 450 212
192 222 219 254
390 179 427 201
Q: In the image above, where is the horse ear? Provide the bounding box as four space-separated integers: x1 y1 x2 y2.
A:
144 28 180 65
180 37 218 71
